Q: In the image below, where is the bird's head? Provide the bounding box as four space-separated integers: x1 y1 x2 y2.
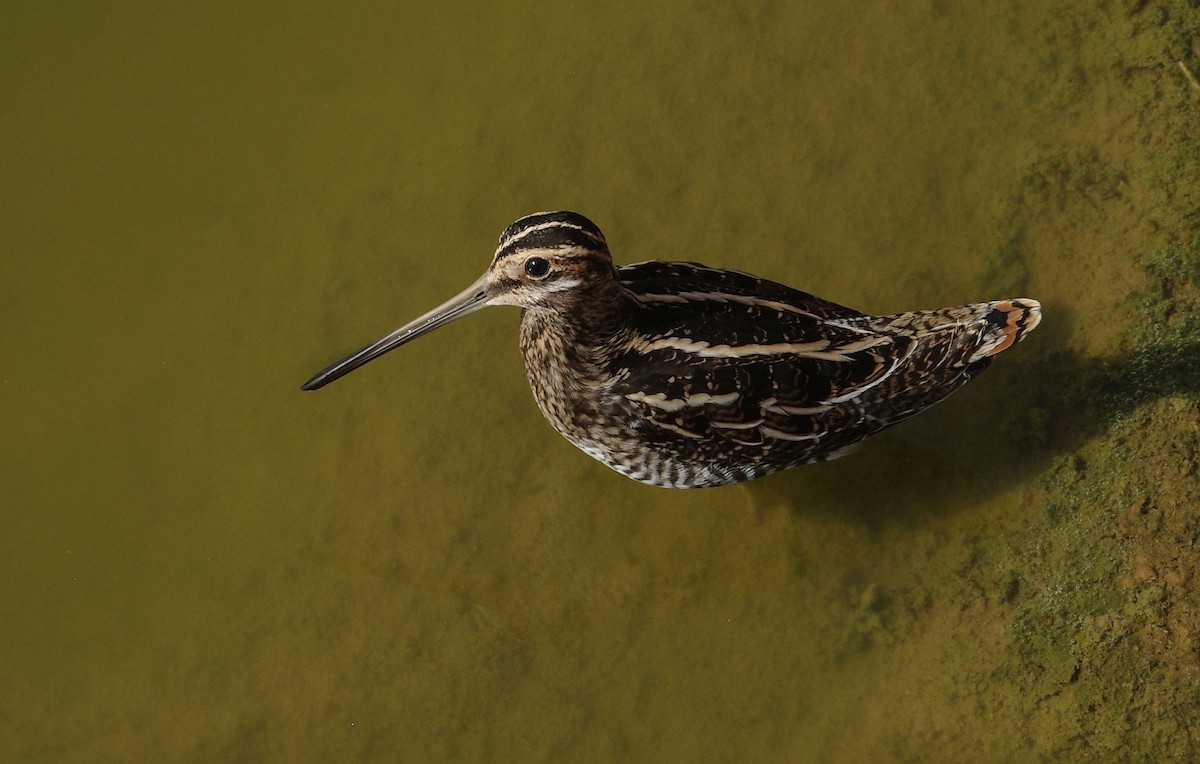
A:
483 211 616 310
302 211 616 390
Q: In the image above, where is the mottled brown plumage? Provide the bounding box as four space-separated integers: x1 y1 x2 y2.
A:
303 211 1042 488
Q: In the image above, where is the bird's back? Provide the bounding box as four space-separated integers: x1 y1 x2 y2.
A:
579 261 1041 486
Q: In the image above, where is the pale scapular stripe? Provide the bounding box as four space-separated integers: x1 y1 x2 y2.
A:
822 342 915 404
625 390 740 411
835 335 893 353
710 418 763 430
632 336 851 361
654 420 705 439
760 426 822 442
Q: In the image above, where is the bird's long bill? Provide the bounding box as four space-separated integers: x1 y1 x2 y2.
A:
301 273 490 391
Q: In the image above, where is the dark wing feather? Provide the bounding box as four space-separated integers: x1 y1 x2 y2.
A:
617 260 864 321
607 261 912 456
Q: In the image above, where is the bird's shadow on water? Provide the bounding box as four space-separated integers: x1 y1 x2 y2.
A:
748 301 1200 530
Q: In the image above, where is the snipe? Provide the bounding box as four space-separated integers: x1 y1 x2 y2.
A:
303 211 1041 488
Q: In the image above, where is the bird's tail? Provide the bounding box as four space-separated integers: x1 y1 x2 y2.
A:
966 298 1043 363
829 297 1042 370
817 298 1042 427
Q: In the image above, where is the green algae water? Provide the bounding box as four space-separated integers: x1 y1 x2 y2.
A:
3 2 1198 761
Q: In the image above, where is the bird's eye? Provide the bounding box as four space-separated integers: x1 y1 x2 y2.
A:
524 257 551 279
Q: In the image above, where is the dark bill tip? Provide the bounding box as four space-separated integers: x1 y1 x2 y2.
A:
300 273 490 392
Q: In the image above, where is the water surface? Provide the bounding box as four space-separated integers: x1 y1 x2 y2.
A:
3 2 1197 761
